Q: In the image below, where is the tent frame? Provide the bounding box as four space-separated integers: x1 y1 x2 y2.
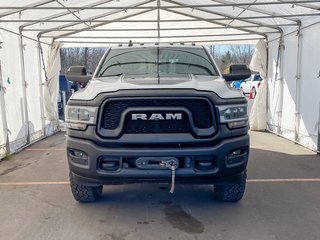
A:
0 0 320 155
2 0 317 46
0 1 319 10
1 0 318 42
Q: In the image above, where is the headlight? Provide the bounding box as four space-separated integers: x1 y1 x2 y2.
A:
217 104 248 129
65 106 97 130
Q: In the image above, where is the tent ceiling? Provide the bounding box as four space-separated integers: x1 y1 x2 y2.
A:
0 0 319 46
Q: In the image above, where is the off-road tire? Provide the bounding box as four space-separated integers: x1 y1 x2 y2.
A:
214 171 247 202
70 173 103 203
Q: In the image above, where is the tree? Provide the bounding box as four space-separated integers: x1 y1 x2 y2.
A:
229 45 254 65
60 47 107 74
220 50 233 72
208 44 254 72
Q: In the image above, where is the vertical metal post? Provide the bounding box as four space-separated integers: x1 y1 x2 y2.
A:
157 0 161 42
62 91 66 121
277 36 284 135
294 22 302 142
0 61 10 155
19 28 30 144
265 39 270 131
37 39 46 136
317 102 320 154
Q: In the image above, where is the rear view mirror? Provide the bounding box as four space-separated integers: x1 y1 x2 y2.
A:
222 64 251 82
66 66 92 83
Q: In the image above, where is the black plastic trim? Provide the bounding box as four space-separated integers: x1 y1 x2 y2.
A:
67 125 249 148
68 89 247 106
67 134 249 185
97 96 216 139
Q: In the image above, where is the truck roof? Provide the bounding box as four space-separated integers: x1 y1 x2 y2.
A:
110 43 203 50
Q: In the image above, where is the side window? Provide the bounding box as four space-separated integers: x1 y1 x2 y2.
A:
253 75 262 81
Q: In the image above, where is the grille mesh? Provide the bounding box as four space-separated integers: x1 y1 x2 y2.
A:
124 111 190 133
100 98 213 134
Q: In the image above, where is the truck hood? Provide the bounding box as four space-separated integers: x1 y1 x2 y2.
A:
70 74 243 100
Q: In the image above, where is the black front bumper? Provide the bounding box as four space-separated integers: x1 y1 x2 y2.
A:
67 134 249 186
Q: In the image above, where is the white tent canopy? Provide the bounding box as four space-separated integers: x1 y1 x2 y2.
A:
0 0 320 158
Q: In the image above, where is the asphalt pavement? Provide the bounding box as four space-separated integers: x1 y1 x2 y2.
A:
0 131 320 240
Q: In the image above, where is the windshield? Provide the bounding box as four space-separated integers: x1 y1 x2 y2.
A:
97 47 219 77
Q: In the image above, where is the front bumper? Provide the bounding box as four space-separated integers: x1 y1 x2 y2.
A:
67 134 249 186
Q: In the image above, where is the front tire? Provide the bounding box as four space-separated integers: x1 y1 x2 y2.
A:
214 171 247 202
69 172 103 203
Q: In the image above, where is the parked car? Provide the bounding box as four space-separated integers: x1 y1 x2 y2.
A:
240 74 262 98
58 75 80 120
231 79 246 89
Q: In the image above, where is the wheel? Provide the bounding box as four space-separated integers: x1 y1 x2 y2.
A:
69 172 103 203
252 87 257 98
214 171 247 202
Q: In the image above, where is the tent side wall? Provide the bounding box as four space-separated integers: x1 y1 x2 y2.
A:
298 24 320 151
267 23 320 151
24 38 46 142
0 26 28 154
0 25 58 159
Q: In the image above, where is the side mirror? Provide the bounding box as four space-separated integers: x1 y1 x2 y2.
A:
66 66 92 83
222 64 251 82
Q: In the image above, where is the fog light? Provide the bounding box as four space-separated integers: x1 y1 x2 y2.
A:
232 150 242 155
227 148 248 166
227 120 248 129
67 122 87 130
69 149 88 165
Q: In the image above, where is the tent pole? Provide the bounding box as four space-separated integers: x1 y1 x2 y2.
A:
24 24 297 32
20 0 114 30
55 0 91 29
42 0 155 39
18 27 30 144
277 0 320 11
0 0 55 18
163 5 270 37
52 32 278 39
277 31 285 135
0 61 10 156
0 1 319 10
265 38 270 131
57 37 266 45
157 0 160 42
37 39 46 137
4 13 319 23
318 102 320 154
211 0 299 23
0 27 49 46
294 22 302 142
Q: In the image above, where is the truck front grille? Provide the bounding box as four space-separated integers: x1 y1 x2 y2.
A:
98 97 216 138
124 111 190 133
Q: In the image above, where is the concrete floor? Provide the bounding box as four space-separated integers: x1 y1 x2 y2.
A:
0 131 320 240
